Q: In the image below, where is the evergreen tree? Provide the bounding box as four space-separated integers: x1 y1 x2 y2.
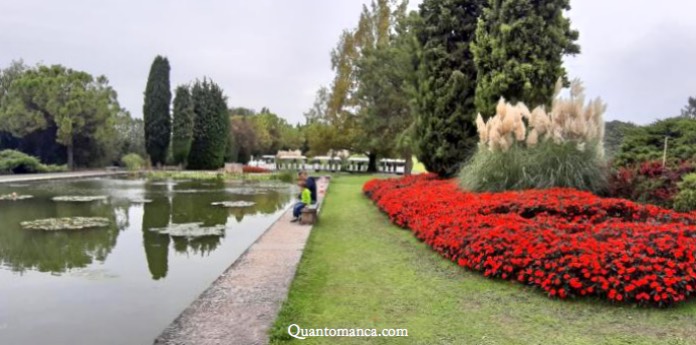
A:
187 79 230 170
0 65 122 169
472 0 580 116
415 0 486 177
171 85 194 165
681 96 696 119
143 55 172 166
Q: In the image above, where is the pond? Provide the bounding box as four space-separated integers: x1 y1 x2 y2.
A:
0 177 295 345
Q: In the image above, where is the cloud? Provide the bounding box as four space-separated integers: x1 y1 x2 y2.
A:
0 0 694 125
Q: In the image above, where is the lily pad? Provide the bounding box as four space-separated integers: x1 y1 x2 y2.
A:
225 187 268 195
0 194 34 201
21 217 111 231
69 268 119 280
211 201 256 208
150 223 225 237
52 195 108 202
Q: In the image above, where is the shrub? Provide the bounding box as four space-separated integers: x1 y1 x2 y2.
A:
0 150 46 174
461 80 608 193
43 164 68 173
674 173 696 212
609 160 695 208
614 117 696 167
121 153 145 171
365 174 696 307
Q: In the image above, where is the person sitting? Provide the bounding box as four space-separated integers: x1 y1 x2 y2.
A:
297 170 317 204
291 179 312 223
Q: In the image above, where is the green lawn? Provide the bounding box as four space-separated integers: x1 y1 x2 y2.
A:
270 175 696 345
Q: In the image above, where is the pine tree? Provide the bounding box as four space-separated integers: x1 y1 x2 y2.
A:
681 96 696 119
143 56 172 166
171 85 194 165
187 79 230 170
415 0 486 177
472 0 580 116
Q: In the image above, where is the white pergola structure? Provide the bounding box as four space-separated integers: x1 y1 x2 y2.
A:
347 157 369 172
276 155 307 171
379 158 407 174
311 156 343 172
261 155 276 164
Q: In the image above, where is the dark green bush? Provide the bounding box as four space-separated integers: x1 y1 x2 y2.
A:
614 117 696 167
0 150 46 174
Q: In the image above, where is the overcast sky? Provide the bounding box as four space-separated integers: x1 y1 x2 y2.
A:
0 1 694 125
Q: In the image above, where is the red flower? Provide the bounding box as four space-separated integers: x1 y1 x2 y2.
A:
364 174 696 307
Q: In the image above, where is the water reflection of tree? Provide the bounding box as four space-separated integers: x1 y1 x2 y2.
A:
170 190 226 255
0 198 121 274
223 190 293 223
172 236 220 256
139 181 292 277
141 196 171 280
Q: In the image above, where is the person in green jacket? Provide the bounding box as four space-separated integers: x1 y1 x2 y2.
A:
291 179 312 222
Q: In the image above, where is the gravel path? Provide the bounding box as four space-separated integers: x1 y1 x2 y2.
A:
154 178 329 345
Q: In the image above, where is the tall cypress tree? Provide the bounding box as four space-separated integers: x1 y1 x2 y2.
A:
415 0 486 178
171 85 194 165
472 0 580 116
187 79 230 170
143 55 172 166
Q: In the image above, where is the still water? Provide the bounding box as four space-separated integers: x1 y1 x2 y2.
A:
0 177 294 345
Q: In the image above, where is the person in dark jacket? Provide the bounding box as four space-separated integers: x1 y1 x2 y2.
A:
298 170 317 204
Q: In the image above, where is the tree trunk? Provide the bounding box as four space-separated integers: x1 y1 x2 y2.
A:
367 153 378 173
403 153 413 176
67 145 74 171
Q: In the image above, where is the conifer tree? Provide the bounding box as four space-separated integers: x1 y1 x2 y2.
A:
171 85 194 165
143 55 172 166
415 0 486 177
187 79 230 170
472 0 580 116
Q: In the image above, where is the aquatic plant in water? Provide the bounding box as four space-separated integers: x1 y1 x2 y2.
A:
149 223 226 237
0 194 34 201
211 201 256 208
52 196 109 202
21 217 111 231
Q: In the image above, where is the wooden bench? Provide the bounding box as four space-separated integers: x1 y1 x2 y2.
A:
299 176 328 225
300 203 320 225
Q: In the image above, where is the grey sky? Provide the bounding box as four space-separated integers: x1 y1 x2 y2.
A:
0 1 694 125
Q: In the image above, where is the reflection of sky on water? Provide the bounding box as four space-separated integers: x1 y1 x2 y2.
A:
0 177 293 345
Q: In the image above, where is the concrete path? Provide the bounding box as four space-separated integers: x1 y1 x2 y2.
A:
154 178 329 345
0 170 128 184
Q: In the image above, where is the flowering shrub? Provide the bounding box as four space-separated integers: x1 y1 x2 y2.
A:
609 160 695 208
242 165 270 174
365 174 696 307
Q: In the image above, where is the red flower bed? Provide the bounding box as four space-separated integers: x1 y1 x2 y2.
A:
242 165 270 173
364 174 696 306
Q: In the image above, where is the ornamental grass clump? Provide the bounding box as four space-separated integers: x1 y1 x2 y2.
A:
461 79 608 193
